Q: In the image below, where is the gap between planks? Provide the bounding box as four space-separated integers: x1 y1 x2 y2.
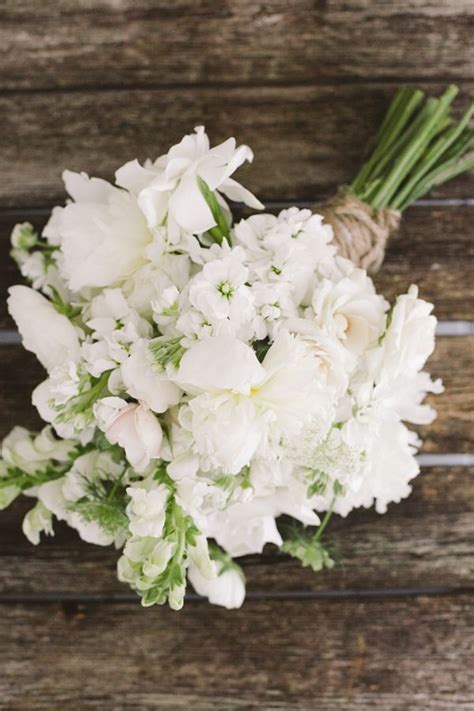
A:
1 586 473 606
1 76 474 98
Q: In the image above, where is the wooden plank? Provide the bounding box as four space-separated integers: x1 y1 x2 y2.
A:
1 596 473 708
0 466 472 597
0 336 471 451
1 1 473 91
1 84 473 208
1 204 473 327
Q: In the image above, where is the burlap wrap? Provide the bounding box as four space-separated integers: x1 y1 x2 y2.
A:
319 191 401 274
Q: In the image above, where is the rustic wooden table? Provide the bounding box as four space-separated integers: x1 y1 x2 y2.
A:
1 2 473 708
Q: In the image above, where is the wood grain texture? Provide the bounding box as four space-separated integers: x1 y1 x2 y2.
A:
1 596 473 709
1 84 473 208
1 204 473 326
0 466 472 598
0 336 471 451
1 0 473 91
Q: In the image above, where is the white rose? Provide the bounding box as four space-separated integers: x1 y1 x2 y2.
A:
95 397 163 472
310 258 387 354
52 171 152 290
121 339 181 414
7 286 80 372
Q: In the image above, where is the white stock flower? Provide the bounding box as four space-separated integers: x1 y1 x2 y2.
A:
95 397 163 472
51 171 152 290
7 286 80 372
233 208 335 304
116 126 263 237
181 246 255 338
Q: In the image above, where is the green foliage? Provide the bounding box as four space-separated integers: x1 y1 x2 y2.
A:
280 525 335 573
149 336 185 371
208 542 245 578
68 474 129 540
197 176 231 245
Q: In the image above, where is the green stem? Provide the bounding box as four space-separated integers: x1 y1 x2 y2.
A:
314 498 335 542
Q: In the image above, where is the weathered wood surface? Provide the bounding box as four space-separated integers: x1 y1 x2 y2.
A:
0 466 472 598
1 0 473 91
1 596 473 709
1 83 473 208
0 1 473 706
1 204 473 326
0 336 471 451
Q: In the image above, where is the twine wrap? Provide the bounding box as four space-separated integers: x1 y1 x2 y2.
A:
319 191 401 274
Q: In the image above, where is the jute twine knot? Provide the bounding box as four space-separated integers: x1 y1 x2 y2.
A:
319 190 401 274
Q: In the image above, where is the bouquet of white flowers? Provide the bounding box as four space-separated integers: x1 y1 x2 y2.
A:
1 86 471 610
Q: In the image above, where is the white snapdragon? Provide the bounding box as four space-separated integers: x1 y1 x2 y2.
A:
126 478 169 538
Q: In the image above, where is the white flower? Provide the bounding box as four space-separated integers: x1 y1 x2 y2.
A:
7 286 80 372
95 397 163 472
368 285 438 380
50 171 152 290
121 339 181 414
22 501 54 545
188 561 245 609
309 257 387 355
116 126 263 237
233 208 335 304
37 450 124 546
176 332 336 473
1 426 76 476
183 246 255 337
126 479 169 537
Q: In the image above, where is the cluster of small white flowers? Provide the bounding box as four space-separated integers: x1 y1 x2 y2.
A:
1 127 442 610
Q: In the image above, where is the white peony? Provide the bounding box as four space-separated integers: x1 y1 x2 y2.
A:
49 171 152 290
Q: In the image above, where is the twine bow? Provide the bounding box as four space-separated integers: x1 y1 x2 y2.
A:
319 190 401 274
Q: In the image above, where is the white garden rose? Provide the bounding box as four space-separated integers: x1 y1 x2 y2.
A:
7 286 80 372
50 171 152 290
309 257 388 355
